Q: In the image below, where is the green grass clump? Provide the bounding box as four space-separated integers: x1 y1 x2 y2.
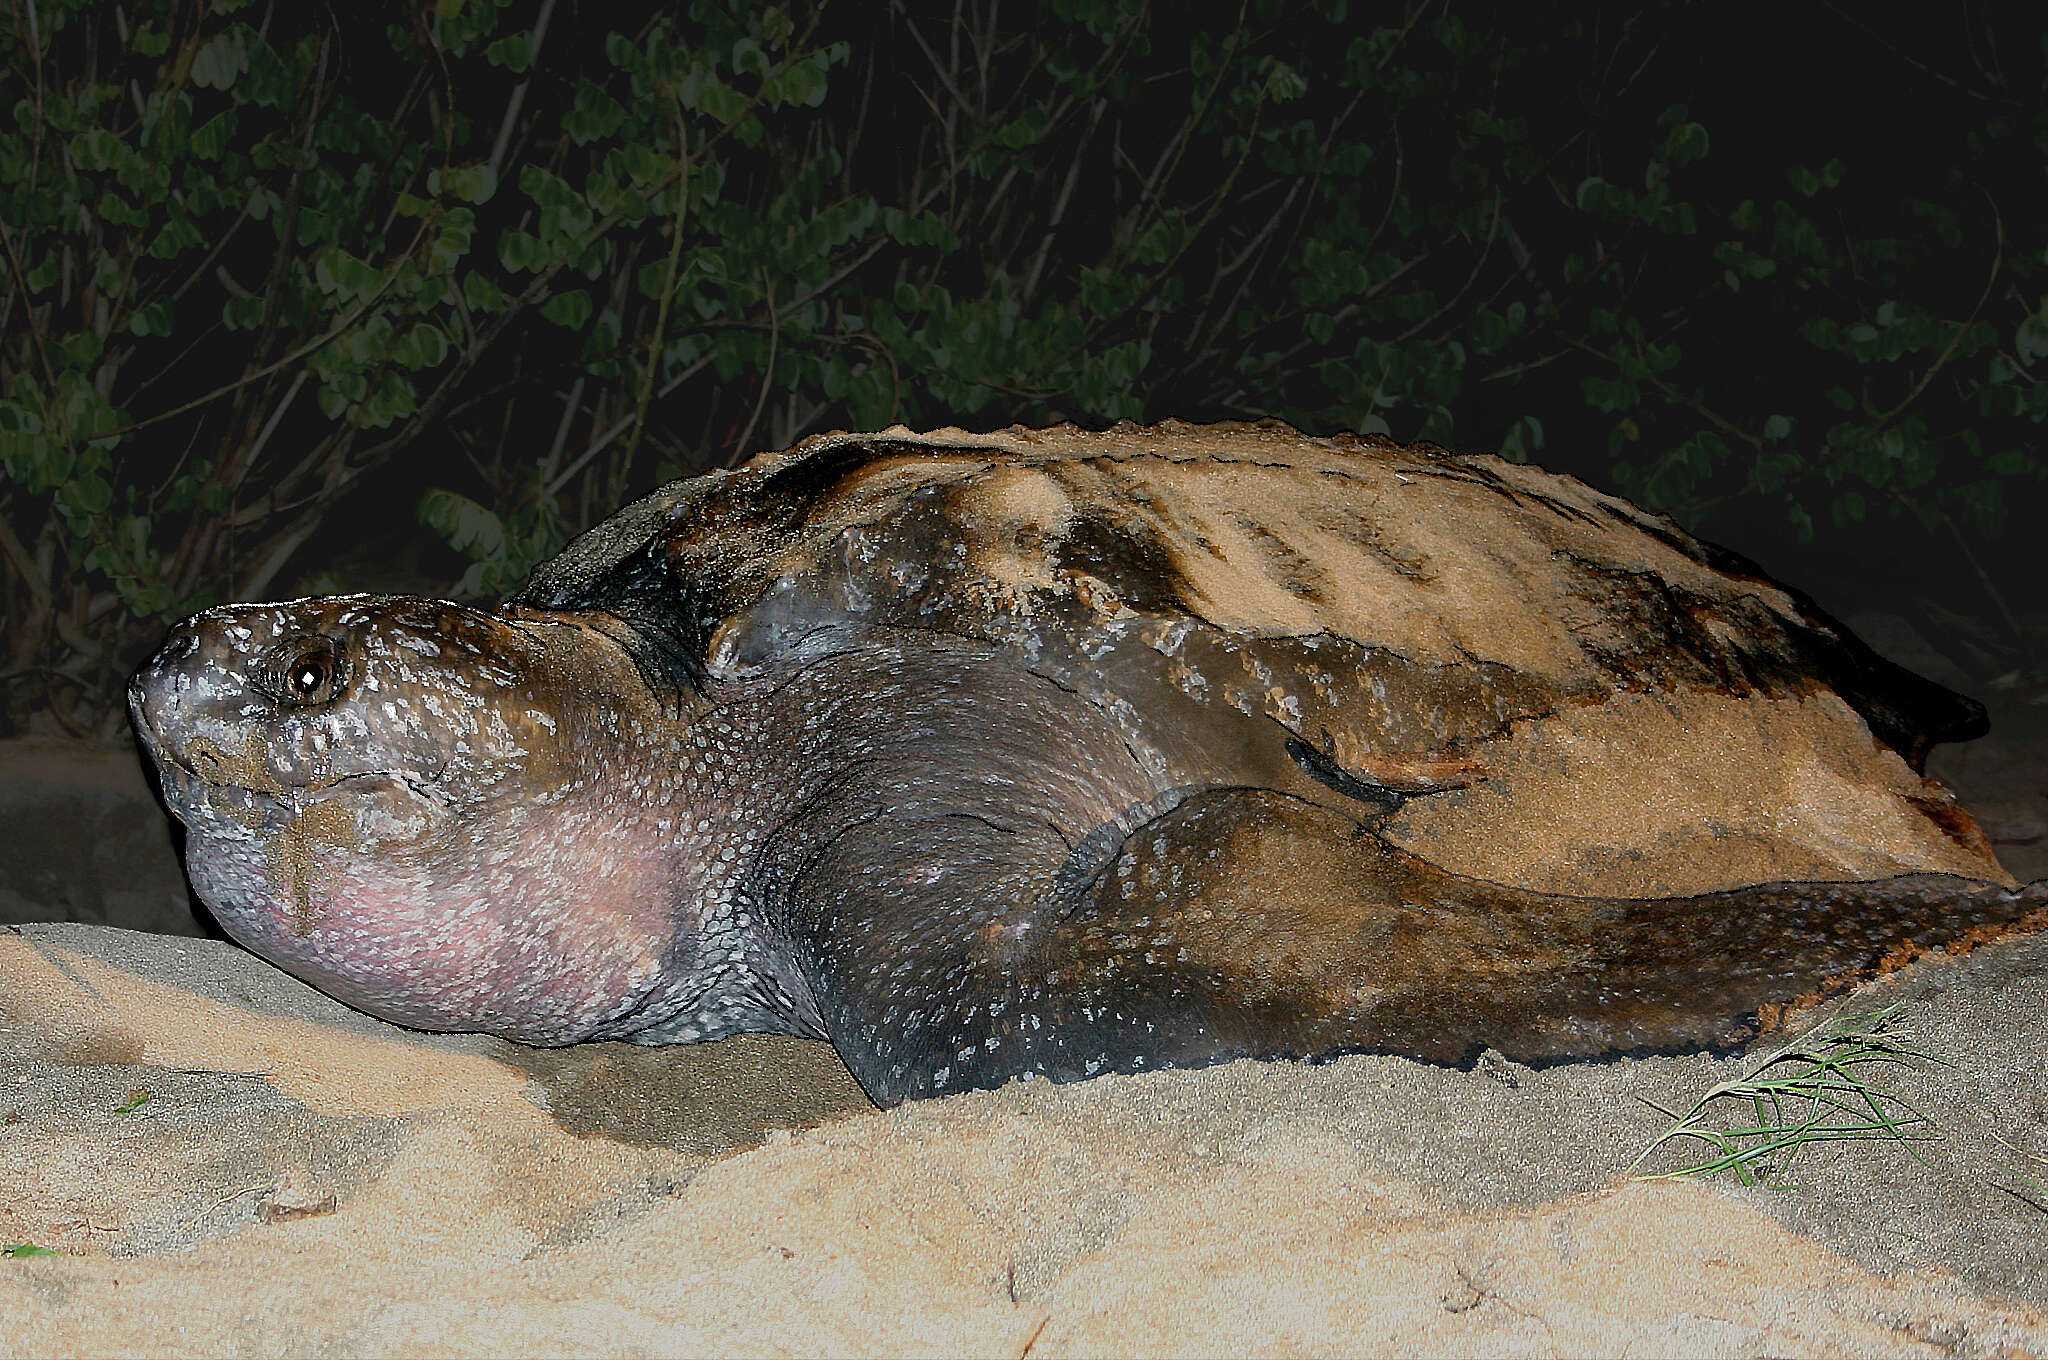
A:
1628 1002 1944 1186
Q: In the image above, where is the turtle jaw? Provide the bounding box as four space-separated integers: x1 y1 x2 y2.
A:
131 700 451 846
145 724 685 1043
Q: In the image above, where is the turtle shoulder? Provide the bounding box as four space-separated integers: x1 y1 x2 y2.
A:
509 426 1000 685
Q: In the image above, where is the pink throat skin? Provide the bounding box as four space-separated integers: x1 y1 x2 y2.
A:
182 758 697 1043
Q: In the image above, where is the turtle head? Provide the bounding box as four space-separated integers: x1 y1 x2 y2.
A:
129 594 698 1044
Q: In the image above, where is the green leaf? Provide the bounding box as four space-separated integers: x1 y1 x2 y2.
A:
619 142 670 186
70 127 123 171
397 323 450 369
96 190 146 228
6 1244 61 1259
147 216 205 260
312 247 377 299
462 271 506 313
697 81 748 123
498 229 542 272
364 371 418 427
732 36 769 78
1667 121 1710 166
484 34 532 72
222 294 266 331
443 164 498 205
189 111 236 160
1259 57 1308 102
539 289 592 330
2016 307 2048 364
419 487 507 558
1499 415 1543 460
190 30 248 90
128 301 174 337
519 164 579 210
63 470 114 514
564 82 629 144
58 332 104 369
775 60 829 109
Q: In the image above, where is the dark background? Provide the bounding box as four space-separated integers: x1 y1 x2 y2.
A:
3 0 2043 741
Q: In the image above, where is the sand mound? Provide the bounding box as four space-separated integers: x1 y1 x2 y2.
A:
5 919 2047 1357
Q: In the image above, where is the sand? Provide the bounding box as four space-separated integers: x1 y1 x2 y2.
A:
3 907 2047 1356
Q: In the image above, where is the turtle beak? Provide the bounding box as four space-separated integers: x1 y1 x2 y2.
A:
129 616 211 821
128 607 319 815
129 614 200 739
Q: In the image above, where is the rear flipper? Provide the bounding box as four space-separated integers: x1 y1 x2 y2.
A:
794 788 2046 1105
1035 789 2045 1072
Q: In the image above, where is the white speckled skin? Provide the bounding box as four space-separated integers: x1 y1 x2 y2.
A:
130 596 738 1042
128 593 1170 1072
127 423 2047 1107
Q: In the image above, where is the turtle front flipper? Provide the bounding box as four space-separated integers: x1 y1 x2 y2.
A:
785 783 2045 1104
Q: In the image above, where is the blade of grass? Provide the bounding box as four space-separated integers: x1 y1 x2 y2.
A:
1629 1003 1946 1183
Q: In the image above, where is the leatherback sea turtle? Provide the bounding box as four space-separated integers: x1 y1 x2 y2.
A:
129 420 2042 1105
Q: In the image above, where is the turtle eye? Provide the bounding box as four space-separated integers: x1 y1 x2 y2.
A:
276 641 342 705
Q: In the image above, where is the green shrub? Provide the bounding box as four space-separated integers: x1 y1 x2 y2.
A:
2 2 2041 732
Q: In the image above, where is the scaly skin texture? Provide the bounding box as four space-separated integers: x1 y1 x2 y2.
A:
123 423 2045 1107
133 595 2045 1108
128 596 1170 1061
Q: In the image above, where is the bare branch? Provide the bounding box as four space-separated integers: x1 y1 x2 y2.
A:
1876 189 2003 427
488 0 557 179
621 95 692 473
544 353 714 498
1395 192 1502 343
730 265 780 465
